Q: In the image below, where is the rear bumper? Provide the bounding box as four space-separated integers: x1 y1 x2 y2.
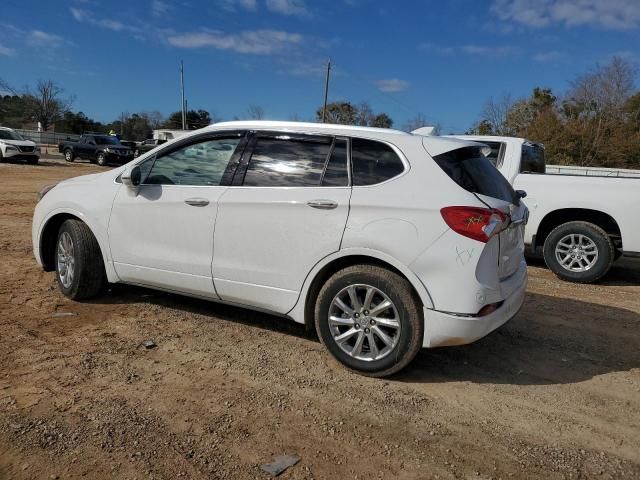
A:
422 261 528 348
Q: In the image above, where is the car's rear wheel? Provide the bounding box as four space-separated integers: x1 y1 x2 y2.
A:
96 152 107 166
315 265 423 377
64 149 74 162
543 221 614 283
55 219 106 300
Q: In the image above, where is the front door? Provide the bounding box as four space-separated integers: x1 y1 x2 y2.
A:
213 133 351 313
108 132 247 298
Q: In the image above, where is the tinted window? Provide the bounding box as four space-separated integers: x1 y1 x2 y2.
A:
520 143 545 174
96 136 120 145
433 146 517 203
243 136 332 187
145 137 241 186
322 139 349 187
351 138 404 186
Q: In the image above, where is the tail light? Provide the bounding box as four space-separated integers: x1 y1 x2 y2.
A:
440 206 508 243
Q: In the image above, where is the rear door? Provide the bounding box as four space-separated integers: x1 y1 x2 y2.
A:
212 133 351 313
431 144 527 280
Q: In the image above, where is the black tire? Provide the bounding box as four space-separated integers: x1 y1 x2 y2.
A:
0 151 4 163
64 149 74 162
27 156 38 165
96 152 107 166
55 219 106 300
134 149 140 158
543 221 614 283
315 265 423 378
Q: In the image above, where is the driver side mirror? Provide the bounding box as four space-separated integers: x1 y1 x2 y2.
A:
121 165 142 188
516 189 527 199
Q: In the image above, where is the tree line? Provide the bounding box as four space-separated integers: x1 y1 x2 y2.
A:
469 57 640 169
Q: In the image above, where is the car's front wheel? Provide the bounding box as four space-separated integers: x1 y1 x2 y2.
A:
315 265 423 377
55 219 106 300
96 152 107 166
64 149 74 162
543 221 614 283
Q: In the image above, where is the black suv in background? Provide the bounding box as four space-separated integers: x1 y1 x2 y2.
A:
58 134 134 166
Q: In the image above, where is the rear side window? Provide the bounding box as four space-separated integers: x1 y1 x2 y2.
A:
521 143 545 173
243 136 333 187
433 146 517 203
351 138 404 186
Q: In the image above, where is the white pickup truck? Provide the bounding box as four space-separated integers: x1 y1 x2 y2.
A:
449 135 640 283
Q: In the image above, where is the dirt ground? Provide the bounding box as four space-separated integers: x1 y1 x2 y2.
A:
1 157 639 480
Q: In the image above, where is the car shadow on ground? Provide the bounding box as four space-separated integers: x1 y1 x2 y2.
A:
90 285 640 387
526 255 640 286
400 291 640 385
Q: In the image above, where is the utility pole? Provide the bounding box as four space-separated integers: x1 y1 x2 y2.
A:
322 58 331 123
180 60 186 130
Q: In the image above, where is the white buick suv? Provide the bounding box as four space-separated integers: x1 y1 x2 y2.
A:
33 121 528 377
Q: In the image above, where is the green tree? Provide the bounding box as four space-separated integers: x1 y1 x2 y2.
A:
163 109 212 130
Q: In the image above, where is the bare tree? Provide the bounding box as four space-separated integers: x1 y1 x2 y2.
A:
25 80 73 131
402 113 436 133
564 56 636 165
247 104 264 120
482 93 514 135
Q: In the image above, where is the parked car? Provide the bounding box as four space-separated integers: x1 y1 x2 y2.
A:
0 127 40 164
450 135 640 283
135 138 166 157
33 121 528 377
58 134 134 166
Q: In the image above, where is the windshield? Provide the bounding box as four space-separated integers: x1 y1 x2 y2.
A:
0 129 25 141
95 136 121 145
433 146 518 204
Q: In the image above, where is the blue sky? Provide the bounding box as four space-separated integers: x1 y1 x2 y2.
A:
1 0 639 132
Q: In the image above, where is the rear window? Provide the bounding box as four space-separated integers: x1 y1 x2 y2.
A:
433 146 517 203
520 143 545 173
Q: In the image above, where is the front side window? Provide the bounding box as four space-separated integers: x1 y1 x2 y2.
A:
243 136 333 187
351 138 404 186
145 137 242 186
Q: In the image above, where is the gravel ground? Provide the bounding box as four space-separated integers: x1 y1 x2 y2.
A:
1 158 639 479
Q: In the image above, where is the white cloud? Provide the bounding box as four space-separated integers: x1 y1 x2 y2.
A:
219 0 258 11
0 43 15 56
461 44 515 57
69 7 140 33
152 0 170 16
167 29 303 54
265 0 308 16
491 0 640 30
532 50 565 62
422 43 516 58
376 79 410 92
26 30 65 48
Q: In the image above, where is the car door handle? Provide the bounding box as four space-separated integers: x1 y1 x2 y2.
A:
307 200 338 210
185 198 210 207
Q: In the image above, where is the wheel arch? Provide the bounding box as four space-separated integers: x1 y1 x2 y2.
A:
38 212 114 282
535 208 622 250
291 249 433 332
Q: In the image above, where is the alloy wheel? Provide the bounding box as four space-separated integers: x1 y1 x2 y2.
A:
57 231 75 288
328 284 401 362
555 233 599 272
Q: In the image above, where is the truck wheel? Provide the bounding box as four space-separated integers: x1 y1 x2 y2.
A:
543 221 614 283
134 149 140 158
64 149 74 162
314 265 423 378
55 219 106 300
96 152 107 166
